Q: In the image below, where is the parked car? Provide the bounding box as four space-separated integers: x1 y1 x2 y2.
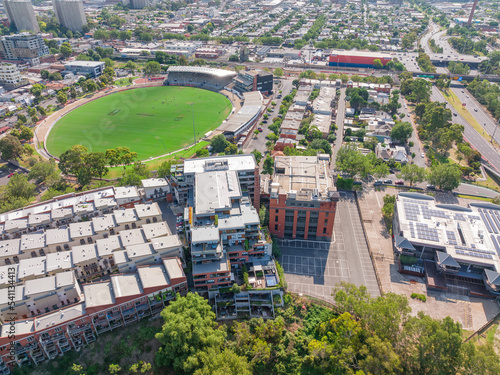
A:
421 153 425 158
426 184 436 190
262 120 268 124
384 179 392 184
8 172 15 178
374 180 383 186
453 113 457 116
258 127 263 132
474 108 478 112
395 180 404 185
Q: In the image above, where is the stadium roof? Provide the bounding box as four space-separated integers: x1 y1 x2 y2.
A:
167 66 236 78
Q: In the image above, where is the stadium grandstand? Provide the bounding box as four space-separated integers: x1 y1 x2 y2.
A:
165 66 236 91
216 91 264 140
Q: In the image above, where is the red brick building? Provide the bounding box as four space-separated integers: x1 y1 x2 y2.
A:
267 155 340 241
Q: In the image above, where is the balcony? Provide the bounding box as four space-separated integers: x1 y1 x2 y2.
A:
84 329 96 343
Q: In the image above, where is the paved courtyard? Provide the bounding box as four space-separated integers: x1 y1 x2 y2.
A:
280 192 380 303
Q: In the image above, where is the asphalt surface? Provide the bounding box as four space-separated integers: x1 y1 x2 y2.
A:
331 87 346 165
450 84 500 145
430 86 500 173
280 192 380 302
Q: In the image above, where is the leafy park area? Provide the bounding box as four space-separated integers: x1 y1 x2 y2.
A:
22 285 499 375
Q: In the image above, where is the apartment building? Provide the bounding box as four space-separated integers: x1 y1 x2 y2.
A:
0 63 23 88
267 155 340 241
233 69 273 94
0 259 187 371
169 155 275 291
170 155 261 209
52 0 87 32
3 0 39 33
0 33 49 66
63 61 105 78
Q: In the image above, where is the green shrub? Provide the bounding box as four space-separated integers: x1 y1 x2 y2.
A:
411 293 427 302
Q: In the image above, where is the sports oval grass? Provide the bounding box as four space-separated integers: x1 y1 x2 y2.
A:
46 86 232 160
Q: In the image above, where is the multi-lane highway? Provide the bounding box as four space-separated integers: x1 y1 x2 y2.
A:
431 86 500 173
450 84 500 145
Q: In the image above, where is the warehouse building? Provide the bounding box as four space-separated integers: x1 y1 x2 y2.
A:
328 50 392 68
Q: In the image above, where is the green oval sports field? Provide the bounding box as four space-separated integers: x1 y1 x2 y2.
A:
46 86 232 160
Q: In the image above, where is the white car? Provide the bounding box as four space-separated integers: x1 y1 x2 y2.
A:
421 153 425 158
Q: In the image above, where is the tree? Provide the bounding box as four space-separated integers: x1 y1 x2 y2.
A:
60 42 72 58
335 144 368 177
373 163 390 179
251 149 263 164
155 293 226 373
253 129 260 137
5 173 35 200
398 164 426 186
273 67 283 77
49 72 63 81
58 145 90 185
262 155 274 175
124 60 138 72
102 58 114 68
195 148 209 158
0 135 24 160
19 126 33 141
391 122 413 143
40 70 49 79
83 152 108 180
30 84 45 99
70 87 77 99
28 159 58 185
373 58 383 69
192 347 252 375
144 61 161 75
158 160 174 177
108 364 121 374
57 91 67 105
210 134 229 153
230 283 241 294
428 163 461 191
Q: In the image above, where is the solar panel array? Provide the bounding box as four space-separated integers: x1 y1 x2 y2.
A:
455 245 495 255
491 235 500 257
453 214 466 221
402 198 429 205
415 222 439 242
403 203 420 221
455 249 494 260
478 209 500 235
446 230 458 245
409 222 415 238
421 206 449 220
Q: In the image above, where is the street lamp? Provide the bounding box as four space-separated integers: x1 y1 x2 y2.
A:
491 118 500 143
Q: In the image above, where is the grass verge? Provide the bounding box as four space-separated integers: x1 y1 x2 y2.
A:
440 89 500 148
104 141 208 179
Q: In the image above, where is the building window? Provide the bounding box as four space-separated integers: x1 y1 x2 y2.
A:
55 327 62 332
275 224 278 231
275 216 278 222
323 228 327 234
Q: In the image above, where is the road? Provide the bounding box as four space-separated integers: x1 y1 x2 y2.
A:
398 97 426 168
450 84 500 145
243 78 294 154
331 88 345 165
431 86 500 173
